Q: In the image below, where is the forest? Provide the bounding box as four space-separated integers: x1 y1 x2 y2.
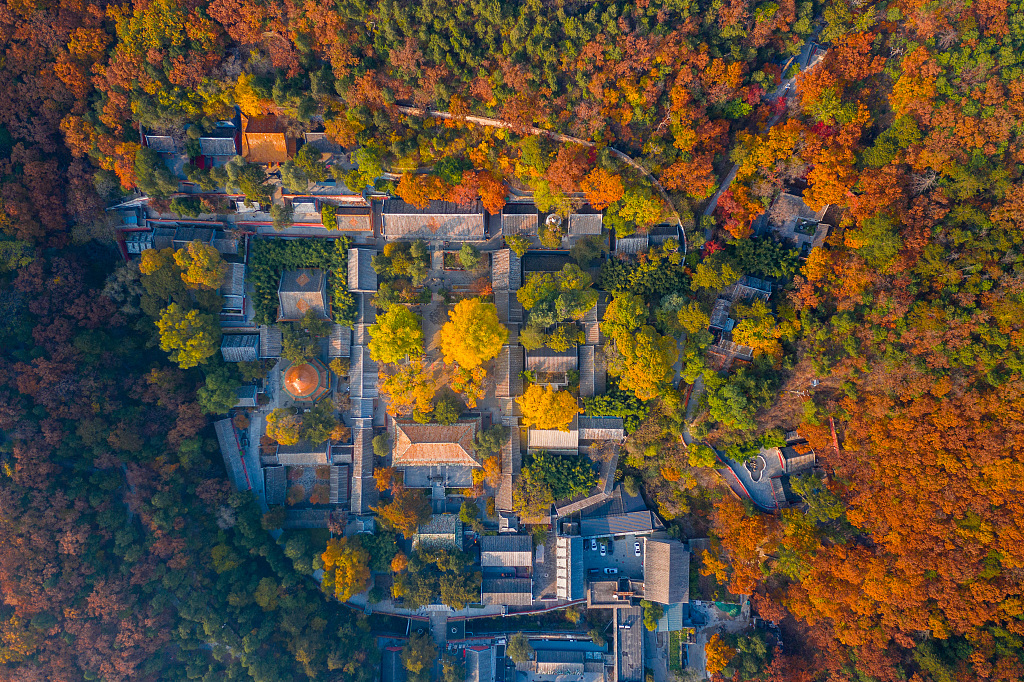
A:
2 0 1024 680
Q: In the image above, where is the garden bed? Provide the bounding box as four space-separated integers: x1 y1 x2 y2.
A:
248 236 357 326
442 252 465 270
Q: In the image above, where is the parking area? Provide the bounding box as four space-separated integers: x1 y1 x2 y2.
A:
581 534 645 580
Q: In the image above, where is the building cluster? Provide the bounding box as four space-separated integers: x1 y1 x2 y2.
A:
114 120 819 681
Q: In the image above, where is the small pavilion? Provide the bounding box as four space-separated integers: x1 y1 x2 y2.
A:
282 359 331 403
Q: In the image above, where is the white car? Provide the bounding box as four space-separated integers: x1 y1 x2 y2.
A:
599 543 607 556
634 542 642 556
603 567 618 574
590 539 598 551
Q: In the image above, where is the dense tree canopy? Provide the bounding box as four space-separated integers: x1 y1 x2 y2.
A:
368 304 425 364
440 298 508 369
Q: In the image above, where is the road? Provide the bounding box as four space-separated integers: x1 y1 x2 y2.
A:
701 35 823 225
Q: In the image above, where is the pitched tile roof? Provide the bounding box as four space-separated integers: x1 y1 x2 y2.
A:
643 540 689 604
221 334 259 362
303 132 345 154
382 199 485 241
199 136 238 157
328 324 351 358
480 578 533 605
494 345 524 398
145 135 177 153
466 646 494 682
526 347 578 373
568 210 603 235
580 510 653 537
348 248 377 292
221 262 246 297
578 345 596 398
329 464 349 504
264 465 286 505
392 419 481 467
276 440 330 466
330 206 373 232
577 416 625 440
241 114 296 164
480 534 532 567
502 204 538 236
278 269 329 321
528 426 579 451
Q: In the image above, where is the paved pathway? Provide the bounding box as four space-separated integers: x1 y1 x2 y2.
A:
701 34 823 226
429 611 449 648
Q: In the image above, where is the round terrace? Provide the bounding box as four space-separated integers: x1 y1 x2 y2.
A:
282 358 331 403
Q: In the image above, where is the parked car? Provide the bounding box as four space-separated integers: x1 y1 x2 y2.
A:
590 539 598 551
634 542 642 556
603 567 618 574
606 541 613 554
599 543 606 557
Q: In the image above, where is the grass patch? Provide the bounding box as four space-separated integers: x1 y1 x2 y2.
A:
669 631 682 673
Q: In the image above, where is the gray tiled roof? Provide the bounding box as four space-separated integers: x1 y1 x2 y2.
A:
173 226 213 248
222 262 246 297
303 132 345 154
615 234 649 254
214 419 246 492
221 334 259 362
347 248 377 292
496 421 520 513
199 137 238 156
526 347 578 373
502 205 538 236
466 647 494 682
278 269 329 321
259 324 282 358
480 578 533 605
480 534 532 567
276 441 330 466
494 345 524 398
329 324 351 358
329 464 349 504
643 540 689 604
580 510 653 537
568 211 603 235
145 135 177 153
264 465 286 505
235 384 257 408
350 346 378 399
578 345 595 398
491 249 520 292
528 426 579 451
578 416 625 440
382 199 485 241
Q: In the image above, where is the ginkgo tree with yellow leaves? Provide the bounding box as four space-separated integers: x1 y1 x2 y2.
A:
368 304 425 364
172 239 228 290
516 384 583 431
608 326 678 401
730 299 800 358
440 298 508 369
155 303 221 369
321 538 371 602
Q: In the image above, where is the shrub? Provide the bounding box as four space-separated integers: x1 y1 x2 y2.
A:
286 484 306 505
322 203 338 230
